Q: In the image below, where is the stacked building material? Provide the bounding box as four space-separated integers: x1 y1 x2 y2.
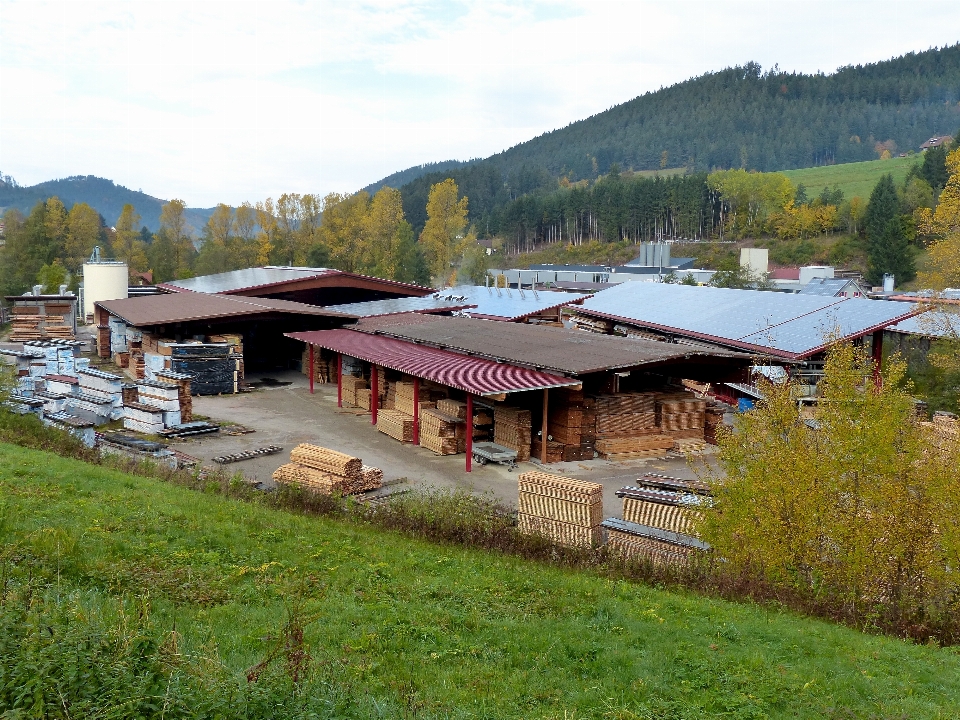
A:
437 397 466 419
393 381 436 417
300 346 337 384
596 434 675 460
36 391 69 415
136 379 183 427
96 325 111 358
355 387 372 411
273 444 381 495
570 315 612 334
169 344 237 395
580 397 597 459
44 412 95 447
156 370 193 423
122 384 139 405
376 409 415 443
655 393 707 452
517 471 603 547
418 408 462 455
593 393 657 437
606 474 712 564
66 393 115 424
77 368 124 416
9 303 75 342
123 402 166 434
704 405 726 445
340 375 368 407
45 375 79 397
494 406 532 461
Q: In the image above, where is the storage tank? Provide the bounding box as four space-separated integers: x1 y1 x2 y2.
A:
82 260 128 320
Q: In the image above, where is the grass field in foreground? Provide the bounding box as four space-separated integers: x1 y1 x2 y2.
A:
3 442 960 718
782 155 918 201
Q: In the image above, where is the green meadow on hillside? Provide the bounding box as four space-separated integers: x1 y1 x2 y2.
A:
782 155 918 201
2 442 960 718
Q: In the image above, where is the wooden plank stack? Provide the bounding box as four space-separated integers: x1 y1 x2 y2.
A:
593 393 657 437
494 406 532 461
9 304 75 342
655 393 707 453
418 408 461 455
517 471 603 547
704 405 726 445
596 434 675 460
274 443 382 495
156 370 193 423
603 519 704 565
376 409 415 443
393 381 436 417
340 375 368 407
437 398 467 419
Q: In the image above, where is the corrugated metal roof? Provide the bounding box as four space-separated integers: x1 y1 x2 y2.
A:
286 329 580 396
887 310 958 338
797 278 858 296
324 285 587 321
97 292 351 327
158 266 431 297
356 315 749 375
161 267 335 294
578 283 920 359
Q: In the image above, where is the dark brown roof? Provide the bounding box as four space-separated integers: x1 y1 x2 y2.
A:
97 292 353 327
355 316 749 375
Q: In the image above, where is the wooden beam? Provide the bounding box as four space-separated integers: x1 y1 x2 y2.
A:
872 330 883 389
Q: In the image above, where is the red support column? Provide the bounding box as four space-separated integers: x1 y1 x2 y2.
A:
872 330 883 389
337 354 343 407
371 365 379 424
541 388 549 464
412 377 420 445
308 345 315 395
465 394 473 473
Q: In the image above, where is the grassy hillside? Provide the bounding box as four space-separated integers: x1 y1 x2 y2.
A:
783 155 919 201
3 442 960 718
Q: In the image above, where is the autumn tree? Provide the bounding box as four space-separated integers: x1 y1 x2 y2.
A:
918 146 960 289
114 204 148 274
363 187 407 278
318 192 369 273
392 221 430 285
64 202 102 272
159 199 194 278
699 342 960 627
420 179 471 284
254 199 277 265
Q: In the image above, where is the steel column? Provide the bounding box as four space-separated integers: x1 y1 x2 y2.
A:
308 344 315 394
465 393 473 472
412 377 420 445
872 329 883 389
371 365 379 424
541 387 549 464
337 353 343 407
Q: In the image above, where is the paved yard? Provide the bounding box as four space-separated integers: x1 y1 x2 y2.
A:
172 371 722 518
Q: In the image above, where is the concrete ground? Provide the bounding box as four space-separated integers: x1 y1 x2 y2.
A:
181 370 722 518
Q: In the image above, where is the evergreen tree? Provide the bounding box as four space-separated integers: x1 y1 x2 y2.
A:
393 221 430 286
864 174 900 241
868 218 916 286
920 146 949 191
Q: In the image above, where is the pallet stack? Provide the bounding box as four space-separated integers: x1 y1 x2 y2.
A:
655 393 707 453
272 443 382 495
604 474 712 564
156 370 193 423
494 406 532 461
517 471 603 547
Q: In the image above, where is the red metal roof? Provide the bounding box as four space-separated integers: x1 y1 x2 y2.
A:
286 329 581 396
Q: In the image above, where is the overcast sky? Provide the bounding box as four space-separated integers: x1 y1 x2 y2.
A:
1 1 959 208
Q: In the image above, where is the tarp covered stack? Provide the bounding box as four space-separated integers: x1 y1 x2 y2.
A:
273 443 382 495
170 344 237 395
604 474 711 564
517 471 603 547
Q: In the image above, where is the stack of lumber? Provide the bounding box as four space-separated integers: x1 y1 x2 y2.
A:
273 443 381 495
437 398 467 419
9 305 75 342
494 406 532 461
704 405 726 445
393 381 436 417
123 402 166 434
356 388 372 411
570 315 612 334
593 393 657 437
156 370 193 423
97 325 112 358
596 434 675 460
603 518 707 565
376 409 415 443
655 393 707 453
542 387 592 462
580 397 597 459
517 471 603 547
531 438 565 463
418 408 462 455
340 375 368 407
300 347 337 384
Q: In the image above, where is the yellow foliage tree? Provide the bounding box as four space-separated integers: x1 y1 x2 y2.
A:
420 178 470 284
114 204 148 273
917 147 960 289
319 192 369 273
159 199 193 278
363 187 405 278
254 199 277 265
64 202 101 272
699 342 960 624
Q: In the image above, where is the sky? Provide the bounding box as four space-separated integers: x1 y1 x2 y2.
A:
1 0 959 208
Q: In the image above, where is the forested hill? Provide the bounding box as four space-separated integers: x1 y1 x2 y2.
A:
373 44 960 203
0 175 214 232
361 159 470 195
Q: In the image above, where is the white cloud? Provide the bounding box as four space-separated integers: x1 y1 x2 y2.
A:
1 0 958 207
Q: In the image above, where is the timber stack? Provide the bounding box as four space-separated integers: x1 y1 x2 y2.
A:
340 376 368 407
655 393 707 453
376 409 415 443
494 406 532 461
604 473 711 564
273 443 381 495
418 408 461 455
517 471 603 547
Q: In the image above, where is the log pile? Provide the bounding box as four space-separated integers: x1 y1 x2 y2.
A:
516 471 603 547
376 409 415 443
273 443 381 495
494 406 532 461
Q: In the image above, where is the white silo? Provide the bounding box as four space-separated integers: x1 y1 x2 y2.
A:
81 252 128 320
